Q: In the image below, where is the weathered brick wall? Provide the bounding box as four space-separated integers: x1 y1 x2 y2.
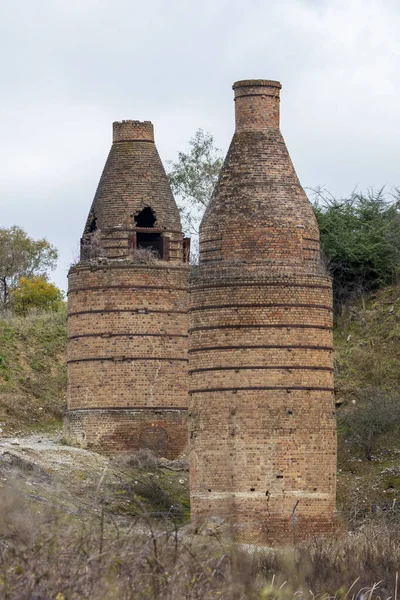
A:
189 80 336 544
65 121 190 457
66 262 189 455
112 120 154 143
234 79 281 131
67 262 189 407
65 408 188 458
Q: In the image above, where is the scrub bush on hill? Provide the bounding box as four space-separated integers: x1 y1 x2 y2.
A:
338 387 400 460
313 188 400 310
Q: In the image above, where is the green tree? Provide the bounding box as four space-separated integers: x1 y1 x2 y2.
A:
167 129 224 259
10 276 64 315
313 188 400 308
0 226 58 305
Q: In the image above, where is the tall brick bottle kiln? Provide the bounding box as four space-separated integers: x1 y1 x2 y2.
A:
189 80 336 543
65 120 190 457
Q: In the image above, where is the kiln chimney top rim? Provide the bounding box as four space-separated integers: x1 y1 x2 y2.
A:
112 120 154 143
113 119 153 126
233 79 282 91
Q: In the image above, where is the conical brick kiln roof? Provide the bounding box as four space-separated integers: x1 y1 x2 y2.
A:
83 120 181 236
200 80 321 272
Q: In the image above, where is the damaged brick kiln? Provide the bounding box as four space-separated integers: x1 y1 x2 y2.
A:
65 120 190 457
189 80 336 544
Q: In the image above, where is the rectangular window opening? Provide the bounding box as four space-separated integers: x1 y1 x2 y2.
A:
137 232 164 258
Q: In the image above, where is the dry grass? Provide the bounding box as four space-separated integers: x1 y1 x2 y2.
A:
130 247 161 263
334 284 400 397
80 230 106 261
121 448 160 469
0 483 400 599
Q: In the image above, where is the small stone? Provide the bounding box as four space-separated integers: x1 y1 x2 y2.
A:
11 439 20 445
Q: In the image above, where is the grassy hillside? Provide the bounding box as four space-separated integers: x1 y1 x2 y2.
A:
334 285 400 398
0 308 67 435
334 285 400 518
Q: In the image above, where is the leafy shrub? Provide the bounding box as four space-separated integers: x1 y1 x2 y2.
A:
313 188 400 309
10 276 64 316
0 225 58 306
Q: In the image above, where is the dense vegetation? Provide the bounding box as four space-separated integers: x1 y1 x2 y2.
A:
313 188 400 309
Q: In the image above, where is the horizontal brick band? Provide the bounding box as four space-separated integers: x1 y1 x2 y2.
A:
189 344 333 354
200 238 222 244
199 248 222 254
189 323 331 333
189 365 334 374
100 247 126 252
101 228 184 235
66 407 188 413
303 237 320 242
190 303 332 313
234 92 279 100
68 284 188 295
191 282 331 291
70 262 189 273
189 386 335 394
69 308 188 317
113 139 154 143
68 356 188 364
68 332 188 340
98 237 128 241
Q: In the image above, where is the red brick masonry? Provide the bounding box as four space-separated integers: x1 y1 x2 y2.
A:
65 122 190 458
189 80 336 544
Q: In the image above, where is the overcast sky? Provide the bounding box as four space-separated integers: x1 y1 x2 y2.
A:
1 0 399 291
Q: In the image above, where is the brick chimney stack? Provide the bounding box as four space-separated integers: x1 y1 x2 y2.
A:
233 79 281 132
112 120 154 143
189 80 336 545
65 119 190 457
